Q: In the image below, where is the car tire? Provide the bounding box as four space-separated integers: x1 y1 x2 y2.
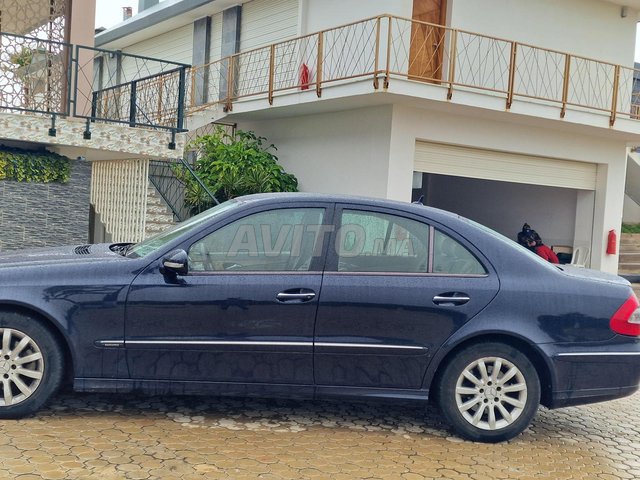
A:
0 312 64 418
436 341 540 443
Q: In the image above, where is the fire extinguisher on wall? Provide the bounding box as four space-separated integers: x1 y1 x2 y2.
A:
299 63 310 90
607 229 617 255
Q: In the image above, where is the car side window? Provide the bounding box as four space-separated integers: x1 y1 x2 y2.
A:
337 210 429 273
188 208 325 272
433 229 486 275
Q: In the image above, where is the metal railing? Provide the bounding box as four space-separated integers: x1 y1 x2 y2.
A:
148 158 219 222
0 31 188 136
187 14 640 127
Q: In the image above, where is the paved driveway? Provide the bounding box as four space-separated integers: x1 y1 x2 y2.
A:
0 391 638 479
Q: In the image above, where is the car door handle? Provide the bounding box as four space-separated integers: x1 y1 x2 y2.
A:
276 289 316 303
433 293 470 306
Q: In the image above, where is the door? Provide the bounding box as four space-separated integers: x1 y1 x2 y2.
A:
409 0 447 81
125 205 331 385
313 205 499 390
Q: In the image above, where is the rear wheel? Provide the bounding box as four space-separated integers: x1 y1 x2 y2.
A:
0 313 63 418
436 342 540 442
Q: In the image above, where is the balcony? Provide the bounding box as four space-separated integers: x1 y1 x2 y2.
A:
0 31 188 160
186 14 640 133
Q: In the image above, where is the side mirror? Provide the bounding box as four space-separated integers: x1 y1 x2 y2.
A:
161 249 188 276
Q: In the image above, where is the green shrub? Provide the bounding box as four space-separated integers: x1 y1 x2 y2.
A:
622 223 640 234
0 148 70 184
179 128 298 211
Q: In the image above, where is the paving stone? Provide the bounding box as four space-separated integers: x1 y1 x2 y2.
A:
0 392 638 478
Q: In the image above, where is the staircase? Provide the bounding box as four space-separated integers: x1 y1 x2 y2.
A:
145 186 175 238
618 234 640 276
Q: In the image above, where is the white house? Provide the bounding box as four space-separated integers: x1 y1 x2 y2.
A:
95 0 640 274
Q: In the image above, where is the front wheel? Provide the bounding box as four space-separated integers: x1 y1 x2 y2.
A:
0 312 64 418
436 342 540 443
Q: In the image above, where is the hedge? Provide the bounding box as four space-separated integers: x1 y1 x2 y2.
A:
0 147 70 184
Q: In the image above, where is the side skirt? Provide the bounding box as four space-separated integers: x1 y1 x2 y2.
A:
74 378 430 404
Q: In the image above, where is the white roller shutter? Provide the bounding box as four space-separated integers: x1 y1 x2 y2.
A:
414 142 597 191
240 0 299 52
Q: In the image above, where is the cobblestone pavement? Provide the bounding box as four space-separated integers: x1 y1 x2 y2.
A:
0 391 638 479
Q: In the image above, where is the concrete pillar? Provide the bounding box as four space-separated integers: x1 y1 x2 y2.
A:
192 17 212 106
219 6 242 101
592 149 628 273
68 0 96 118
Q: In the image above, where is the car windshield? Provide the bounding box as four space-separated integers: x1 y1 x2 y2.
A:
125 200 240 259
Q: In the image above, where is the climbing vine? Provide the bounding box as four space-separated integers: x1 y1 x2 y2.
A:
0 147 70 184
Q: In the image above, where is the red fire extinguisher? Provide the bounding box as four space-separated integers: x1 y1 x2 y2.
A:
607 229 617 255
299 63 310 90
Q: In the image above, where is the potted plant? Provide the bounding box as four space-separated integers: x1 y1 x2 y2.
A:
10 47 49 94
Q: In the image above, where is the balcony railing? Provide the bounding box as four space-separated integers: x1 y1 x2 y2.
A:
0 32 188 138
187 14 640 127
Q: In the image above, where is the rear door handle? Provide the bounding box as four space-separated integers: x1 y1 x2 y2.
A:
433 293 470 306
277 288 316 303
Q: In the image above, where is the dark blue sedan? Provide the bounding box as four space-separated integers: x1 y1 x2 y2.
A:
0 193 638 442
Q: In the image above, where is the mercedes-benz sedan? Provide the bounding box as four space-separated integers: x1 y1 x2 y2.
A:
0 193 638 443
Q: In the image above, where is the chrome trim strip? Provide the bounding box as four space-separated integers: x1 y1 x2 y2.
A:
433 295 470 303
554 352 640 357
127 340 311 346
316 342 426 350
96 340 124 347
123 340 425 350
323 271 488 278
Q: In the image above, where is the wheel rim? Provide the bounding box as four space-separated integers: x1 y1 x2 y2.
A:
454 356 527 431
0 328 44 406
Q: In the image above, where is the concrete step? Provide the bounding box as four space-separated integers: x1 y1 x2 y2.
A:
620 233 640 245
145 221 174 235
146 195 167 207
146 204 173 216
619 252 640 263
145 185 176 239
146 212 175 223
618 265 640 275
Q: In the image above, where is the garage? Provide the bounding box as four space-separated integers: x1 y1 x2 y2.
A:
412 141 597 264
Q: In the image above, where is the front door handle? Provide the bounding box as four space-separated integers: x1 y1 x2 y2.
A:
433 292 470 306
277 288 316 303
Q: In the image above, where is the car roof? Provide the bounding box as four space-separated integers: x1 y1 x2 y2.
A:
234 192 466 225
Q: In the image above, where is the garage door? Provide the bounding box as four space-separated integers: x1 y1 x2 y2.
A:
414 142 597 190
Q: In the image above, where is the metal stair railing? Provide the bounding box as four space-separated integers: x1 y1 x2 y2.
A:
148 158 219 222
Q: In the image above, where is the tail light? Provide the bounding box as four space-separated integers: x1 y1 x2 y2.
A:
610 293 640 336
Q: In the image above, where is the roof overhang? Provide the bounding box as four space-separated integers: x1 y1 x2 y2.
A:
95 0 244 50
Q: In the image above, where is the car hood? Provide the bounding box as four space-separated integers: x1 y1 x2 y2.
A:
559 265 630 286
0 243 125 267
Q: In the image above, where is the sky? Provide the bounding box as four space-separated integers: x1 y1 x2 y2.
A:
95 0 139 30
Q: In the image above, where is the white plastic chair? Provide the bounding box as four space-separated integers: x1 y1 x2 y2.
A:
569 246 590 267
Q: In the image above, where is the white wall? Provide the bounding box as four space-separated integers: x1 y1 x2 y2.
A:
624 194 640 223
239 105 394 198
120 24 193 81
241 0 299 51
449 0 637 67
209 12 223 62
302 0 412 34
123 24 193 65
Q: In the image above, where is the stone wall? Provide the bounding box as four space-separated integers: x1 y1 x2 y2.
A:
0 158 90 251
